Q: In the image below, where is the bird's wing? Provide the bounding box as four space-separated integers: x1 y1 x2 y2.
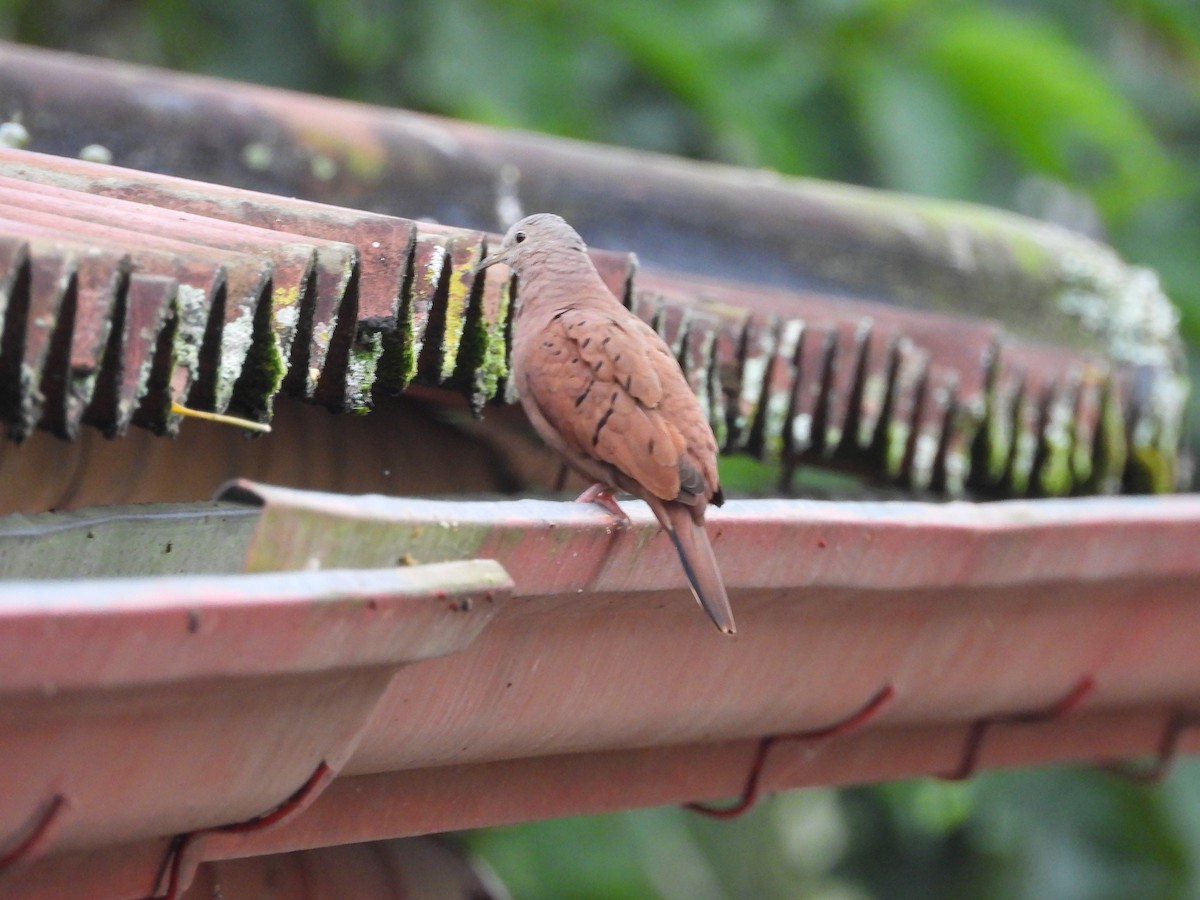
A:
522 306 715 504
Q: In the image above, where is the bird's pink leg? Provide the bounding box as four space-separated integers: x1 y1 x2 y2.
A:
575 483 630 523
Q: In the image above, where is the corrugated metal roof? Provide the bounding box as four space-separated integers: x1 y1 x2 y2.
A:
0 147 1184 495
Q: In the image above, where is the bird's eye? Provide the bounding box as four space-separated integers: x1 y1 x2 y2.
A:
514 231 526 244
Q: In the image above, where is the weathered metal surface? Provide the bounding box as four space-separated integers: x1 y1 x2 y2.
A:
0 560 509 883
0 393 536 515
0 559 507 688
0 175 333 410
0 40 1192 898
0 42 1187 495
187 838 504 900
219 707 1200 858
0 502 258 578
42 245 128 439
2 484 1199 896
0 42 1180 365
0 176 360 423
111 273 181 435
3 835 508 900
224 483 1200 772
0 147 1183 496
634 272 1149 496
0 202 274 418
6 710 1199 900
0 147 411 411
0 240 74 440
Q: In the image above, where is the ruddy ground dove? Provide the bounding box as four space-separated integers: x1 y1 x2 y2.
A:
477 214 735 635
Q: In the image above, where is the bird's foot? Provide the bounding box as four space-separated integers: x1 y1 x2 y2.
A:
575 483 630 524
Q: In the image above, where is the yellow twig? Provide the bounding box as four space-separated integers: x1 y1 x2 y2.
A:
170 401 271 434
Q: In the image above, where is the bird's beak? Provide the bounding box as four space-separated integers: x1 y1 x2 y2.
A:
475 250 506 274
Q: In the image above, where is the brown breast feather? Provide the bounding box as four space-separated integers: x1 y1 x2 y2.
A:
520 304 718 507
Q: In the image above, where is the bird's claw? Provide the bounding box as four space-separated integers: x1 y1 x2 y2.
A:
575 483 630 525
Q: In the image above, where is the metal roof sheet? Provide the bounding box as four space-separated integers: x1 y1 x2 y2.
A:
2 485 1199 897
0 147 1183 495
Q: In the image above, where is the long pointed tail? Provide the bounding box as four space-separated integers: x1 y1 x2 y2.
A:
661 502 736 636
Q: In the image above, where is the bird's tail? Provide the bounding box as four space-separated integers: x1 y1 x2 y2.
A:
661 502 736 636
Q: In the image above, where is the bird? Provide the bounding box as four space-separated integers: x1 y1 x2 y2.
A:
476 213 735 635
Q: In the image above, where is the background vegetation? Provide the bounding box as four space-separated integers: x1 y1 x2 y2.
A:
2 1 1198 897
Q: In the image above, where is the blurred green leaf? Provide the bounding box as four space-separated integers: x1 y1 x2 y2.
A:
468 814 660 899
847 54 987 198
924 7 1175 217
971 767 1190 900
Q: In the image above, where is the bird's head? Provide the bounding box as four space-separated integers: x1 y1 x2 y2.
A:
476 213 588 275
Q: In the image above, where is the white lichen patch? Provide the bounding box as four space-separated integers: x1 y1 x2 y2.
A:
735 326 775 444
761 320 803 460
779 318 804 360
272 286 301 359
275 301 300 342
173 284 209 379
911 431 939 489
1133 372 1190 454
943 446 968 496
215 306 256 409
416 242 448 297
858 372 887 447
708 365 728 448
346 331 383 413
1057 254 1181 369
791 413 813 452
409 241 448 364
1056 249 1187 485
682 321 716 424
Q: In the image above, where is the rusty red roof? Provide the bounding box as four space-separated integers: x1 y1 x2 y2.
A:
0 146 1185 496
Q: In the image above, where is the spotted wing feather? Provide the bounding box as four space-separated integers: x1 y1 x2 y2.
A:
523 306 716 505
